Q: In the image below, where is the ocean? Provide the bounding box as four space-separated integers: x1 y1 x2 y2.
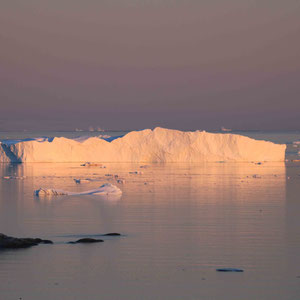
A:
0 130 300 299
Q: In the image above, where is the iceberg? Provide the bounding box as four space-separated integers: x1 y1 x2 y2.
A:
34 183 122 197
0 128 286 163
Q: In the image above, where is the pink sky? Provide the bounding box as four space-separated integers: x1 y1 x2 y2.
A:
0 0 300 131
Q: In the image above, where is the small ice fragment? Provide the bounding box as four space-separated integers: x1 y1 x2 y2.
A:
74 178 93 184
34 183 122 197
81 162 103 167
35 188 68 196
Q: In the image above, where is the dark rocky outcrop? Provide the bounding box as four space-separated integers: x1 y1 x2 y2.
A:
68 238 104 244
216 268 244 272
0 233 53 249
102 233 121 236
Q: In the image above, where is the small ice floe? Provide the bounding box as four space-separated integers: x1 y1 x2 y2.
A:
81 162 103 167
3 176 25 180
216 268 244 272
73 178 94 184
98 134 111 139
129 171 143 175
34 183 122 197
34 189 68 196
221 127 232 132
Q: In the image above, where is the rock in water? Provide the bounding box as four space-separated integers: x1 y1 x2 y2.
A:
216 268 244 272
0 233 53 249
68 238 104 244
103 233 121 236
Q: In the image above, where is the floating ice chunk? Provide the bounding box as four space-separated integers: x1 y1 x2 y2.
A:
35 188 68 196
81 162 103 167
86 184 122 196
98 134 111 139
221 127 232 132
34 183 122 197
3 176 25 180
73 178 95 184
252 174 261 178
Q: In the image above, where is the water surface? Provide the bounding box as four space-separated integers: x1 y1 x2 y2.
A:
1 161 300 299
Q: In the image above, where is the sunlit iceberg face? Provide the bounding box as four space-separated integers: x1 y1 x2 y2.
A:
0 128 286 163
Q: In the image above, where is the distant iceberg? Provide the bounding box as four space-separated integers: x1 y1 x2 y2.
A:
221 127 232 132
0 127 286 163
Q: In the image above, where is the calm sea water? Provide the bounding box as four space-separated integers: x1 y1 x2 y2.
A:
0 131 300 300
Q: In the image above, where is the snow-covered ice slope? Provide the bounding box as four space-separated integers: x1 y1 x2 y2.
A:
0 128 286 163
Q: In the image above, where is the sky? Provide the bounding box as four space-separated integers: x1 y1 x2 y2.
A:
0 0 300 131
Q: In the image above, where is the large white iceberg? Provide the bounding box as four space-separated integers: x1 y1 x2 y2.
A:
0 128 286 163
